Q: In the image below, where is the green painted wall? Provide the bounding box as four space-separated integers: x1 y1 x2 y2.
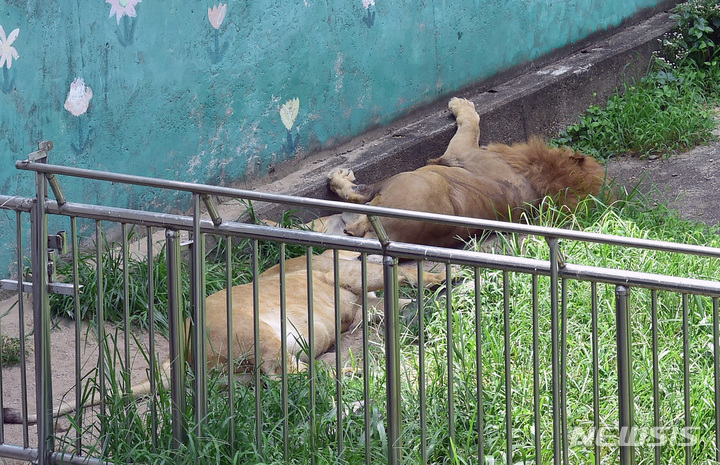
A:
0 0 666 275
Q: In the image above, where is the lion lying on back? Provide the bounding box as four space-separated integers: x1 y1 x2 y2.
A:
327 97 606 247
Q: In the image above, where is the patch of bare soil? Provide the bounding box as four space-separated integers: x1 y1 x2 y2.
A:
0 294 170 463
606 139 720 228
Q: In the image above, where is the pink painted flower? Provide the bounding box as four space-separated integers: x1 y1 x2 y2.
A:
0 26 19 69
107 0 142 25
208 4 227 30
362 0 375 9
64 78 93 117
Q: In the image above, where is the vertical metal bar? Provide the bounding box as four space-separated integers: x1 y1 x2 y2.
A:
419 263 428 464
532 274 540 463
384 254 401 465
713 297 720 464
548 238 561 465
0 284 3 442
252 240 262 454
591 283 600 465
0 217 11 441
279 244 289 460
17 211 30 448
363 255 371 465
224 236 235 454
682 294 691 465
503 271 512 464
166 228 187 448
146 227 158 449
651 290 661 464
191 194 207 435
616 285 634 465
333 249 344 455
31 166 53 464
71 218 82 453
95 221 106 419
446 261 455 459
306 248 317 465
561 278 568 465
122 224 132 411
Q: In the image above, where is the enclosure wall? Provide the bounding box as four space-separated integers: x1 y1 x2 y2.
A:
0 0 673 275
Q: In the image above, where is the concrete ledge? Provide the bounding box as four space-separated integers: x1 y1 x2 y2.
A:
240 10 677 222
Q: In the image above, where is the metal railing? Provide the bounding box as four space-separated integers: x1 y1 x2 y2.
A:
1 142 720 463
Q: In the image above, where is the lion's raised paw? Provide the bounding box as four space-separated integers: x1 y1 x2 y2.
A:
448 97 475 115
328 168 356 183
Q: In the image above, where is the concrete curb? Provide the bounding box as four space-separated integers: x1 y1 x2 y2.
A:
234 10 677 223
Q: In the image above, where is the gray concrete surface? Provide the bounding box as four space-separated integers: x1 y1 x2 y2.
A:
241 9 678 224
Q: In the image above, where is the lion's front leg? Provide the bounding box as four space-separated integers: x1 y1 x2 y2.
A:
327 168 375 203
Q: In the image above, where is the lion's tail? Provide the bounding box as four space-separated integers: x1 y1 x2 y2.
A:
3 359 171 425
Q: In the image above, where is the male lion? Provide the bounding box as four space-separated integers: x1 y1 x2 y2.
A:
327 97 606 247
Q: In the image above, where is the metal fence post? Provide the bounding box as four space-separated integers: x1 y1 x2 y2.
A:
30 160 53 465
191 194 207 436
547 238 562 465
368 215 402 464
166 229 188 448
616 285 635 465
383 254 402 464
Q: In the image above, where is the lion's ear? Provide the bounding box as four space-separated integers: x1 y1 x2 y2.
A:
569 152 585 163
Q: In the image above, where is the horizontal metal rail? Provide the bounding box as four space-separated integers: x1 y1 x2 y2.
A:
0 279 76 296
12 161 720 259
0 443 101 465
2 194 719 297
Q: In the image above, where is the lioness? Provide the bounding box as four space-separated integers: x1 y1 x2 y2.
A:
3 249 443 424
201 248 444 375
328 97 606 247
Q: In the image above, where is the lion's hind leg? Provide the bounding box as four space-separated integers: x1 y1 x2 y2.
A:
441 97 481 156
328 168 377 203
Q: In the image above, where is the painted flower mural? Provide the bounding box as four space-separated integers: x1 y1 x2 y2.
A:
280 98 301 155
0 26 19 69
0 25 19 94
362 0 376 27
208 4 227 30
107 0 141 47
107 0 141 24
64 78 93 116
65 78 94 154
207 3 229 63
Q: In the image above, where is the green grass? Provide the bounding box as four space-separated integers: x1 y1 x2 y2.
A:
553 62 719 159
1 334 25 367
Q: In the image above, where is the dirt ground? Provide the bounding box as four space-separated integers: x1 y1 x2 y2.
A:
605 125 720 227
1 134 720 461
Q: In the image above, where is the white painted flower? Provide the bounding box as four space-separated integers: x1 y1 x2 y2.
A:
0 26 19 69
362 0 375 9
280 98 300 130
64 78 93 117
